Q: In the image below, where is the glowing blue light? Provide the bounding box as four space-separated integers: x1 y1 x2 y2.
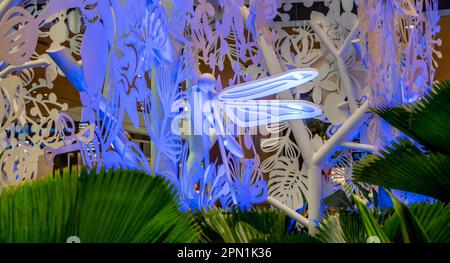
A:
217 69 319 101
222 100 322 128
214 68 322 128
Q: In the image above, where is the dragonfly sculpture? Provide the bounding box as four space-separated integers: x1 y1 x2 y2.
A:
185 68 322 159
173 68 322 205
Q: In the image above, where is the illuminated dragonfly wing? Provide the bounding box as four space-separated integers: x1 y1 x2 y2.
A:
221 100 322 128
217 69 318 101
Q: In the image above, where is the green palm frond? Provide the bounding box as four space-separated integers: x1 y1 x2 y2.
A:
0 167 200 243
372 80 450 154
353 139 450 202
318 193 449 243
352 195 390 243
196 208 285 243
229 208 287 236
0 169 78 243
384 201 450 243
317 211 367 243
387 192 430 243
323 190 353 210
77 168 199 243
197 208 319 243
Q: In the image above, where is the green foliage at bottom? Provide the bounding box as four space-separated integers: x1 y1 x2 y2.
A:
317 193 449 243
1 168 448 244
0 168 199 243
317 211 367 243
195 208 320 243
384 202 450 243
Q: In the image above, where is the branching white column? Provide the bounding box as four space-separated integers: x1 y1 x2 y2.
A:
240 7 318 234
312 102 369 165
241 7 373 235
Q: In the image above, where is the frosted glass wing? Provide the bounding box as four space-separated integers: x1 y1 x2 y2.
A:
221 100 322 128
217 69 318 101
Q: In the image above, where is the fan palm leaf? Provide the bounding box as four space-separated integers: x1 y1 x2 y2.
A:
372 80 450 155
196 209 267 243
0 170 78 243
353 139 450 202
387 191 430 243
0 167 200 243
352 195 391 243
384 201 450 243
317 210 367 243
196 208 319 243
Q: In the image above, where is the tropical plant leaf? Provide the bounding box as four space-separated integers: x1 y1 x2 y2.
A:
196 208 298 243
323 190 353 210
317 213 346 243
353 195 390 243
317 210 367 243
0 167 200 243
0 169 78 243
387 191 430 243
196 210 261 243
76 167 200 243
375 206 395 226
372 80 450 155
384 201 450 243
353 139 450 202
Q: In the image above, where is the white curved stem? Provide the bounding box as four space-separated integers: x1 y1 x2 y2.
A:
312 101 369 165
341 142 376 152
267 196 311 229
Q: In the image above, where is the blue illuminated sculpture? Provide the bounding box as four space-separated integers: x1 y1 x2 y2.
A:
38 0 323 212
0 0 441 233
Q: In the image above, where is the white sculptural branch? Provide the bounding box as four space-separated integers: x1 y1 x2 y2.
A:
240 4 375 234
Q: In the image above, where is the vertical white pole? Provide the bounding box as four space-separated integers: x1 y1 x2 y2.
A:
307 165 322 228
240 7 372 236
240 7 320 235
